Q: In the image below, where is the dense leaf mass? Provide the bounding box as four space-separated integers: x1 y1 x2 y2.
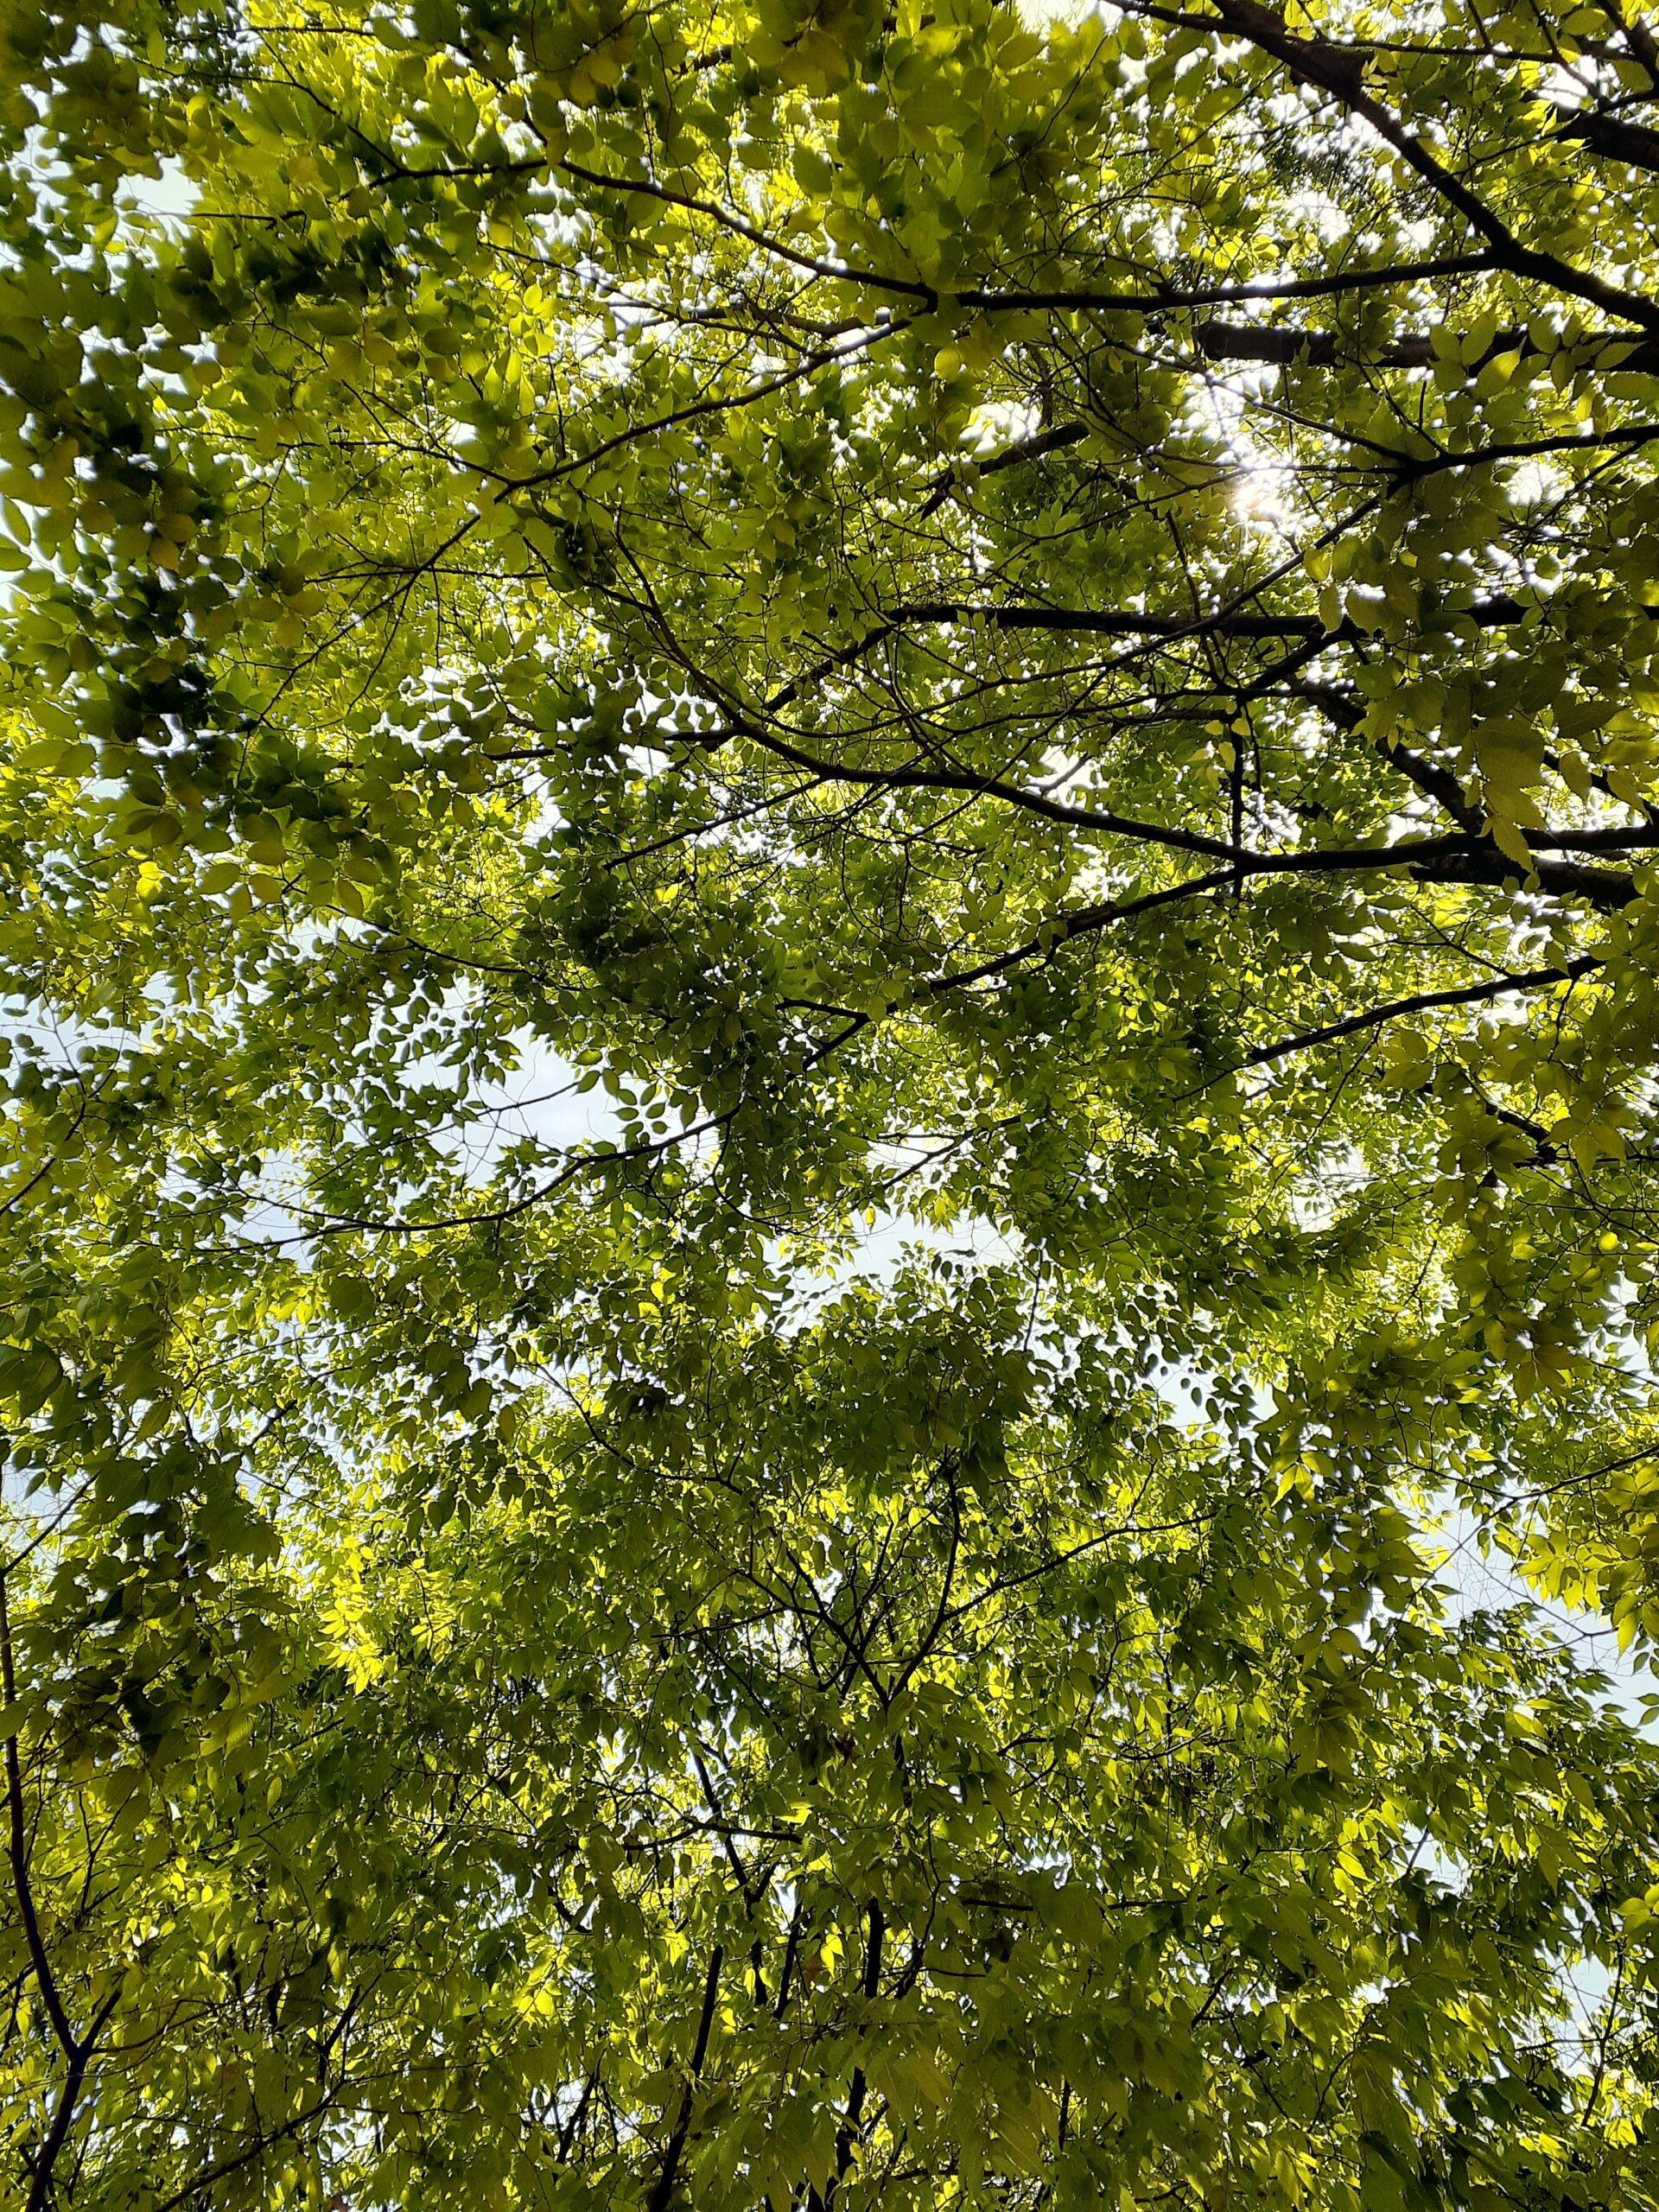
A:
6 0 1659 2203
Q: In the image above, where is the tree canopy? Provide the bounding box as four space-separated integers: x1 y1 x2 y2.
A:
6 0 1659 2204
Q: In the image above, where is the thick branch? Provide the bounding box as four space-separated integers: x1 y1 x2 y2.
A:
555 158 1497 314
882 594 1534 640
1381 742 1485 835
1173 0 1659 332
27 2046 87 2212
1192 321 1659 372
827 1902 886 2205
646 1944 723 2212
1554 105 1659 174
925 837 1628 1004
918 422 1089 518
1243 956 1604 1071
3 1575 118 2212
2 1576 75 2063
714 700 1630 898
150 2096 338 2212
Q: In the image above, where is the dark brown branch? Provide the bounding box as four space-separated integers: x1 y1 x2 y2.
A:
1242 955 1604 1071
917 422 1089 518
689 1749 772 2005
1422 844 1632 905
1193 0 1659 330
270 1103 732 1241
1299 677 1486 828
646 1944 723 2212
1380 743 1485 835
711 711 1260 859
925 831 1629 1004
950 252 1498 314
882 594 1533 640
499 320 908 497
554 154 939 299
1192 319 1659 373
554 158 1498 314
719 686 1629 899
150 2095 338 2212
1554 105 1659 174
1608 0 1659 85
3 1574 121 2212
743 569 1376 736
774 1897 804 2021
1534 819 1659 853
28 2045 87 2212
826 1901 885 2205
3 1575 75 2063
26 1986 118 2212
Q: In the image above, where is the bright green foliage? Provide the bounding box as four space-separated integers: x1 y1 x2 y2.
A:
5 0 1659 2203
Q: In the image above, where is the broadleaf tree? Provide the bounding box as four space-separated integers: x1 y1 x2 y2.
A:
4 0 1659 2203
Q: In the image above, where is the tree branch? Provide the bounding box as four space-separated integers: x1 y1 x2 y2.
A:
150 2095 338 2212
880 594 1541 641
1192 321 1659 372
646 1943 723 2212
553 157 1497 315
1553 104 1659 175
826 1901 885 2205
1241 955 1604 1072
3 1574 76 2063
3 1573 121 2212
1151 0 1659 332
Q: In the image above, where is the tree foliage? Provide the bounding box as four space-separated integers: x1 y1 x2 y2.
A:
4 0 1659 2202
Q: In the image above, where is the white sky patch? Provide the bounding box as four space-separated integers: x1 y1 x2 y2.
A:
1232 465 1296 533
1282 187 1351 248
420 1030 626 1185
116 156 199 233
1508 455 1566 511
1020 0 1113 23
967 397 1041 450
